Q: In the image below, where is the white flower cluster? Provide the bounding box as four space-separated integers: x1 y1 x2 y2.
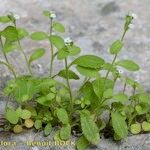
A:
50 11 56 19
128 13 137 30
64 37 73 45
14 14 20 20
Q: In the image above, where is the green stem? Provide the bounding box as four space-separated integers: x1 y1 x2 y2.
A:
123 82 127 93
14 22 32 75
18 40 32 74
49 18 54 77
65 58 73 115
104 29 127 80
0 37 17 78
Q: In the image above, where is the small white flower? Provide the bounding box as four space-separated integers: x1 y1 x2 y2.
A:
50 11 56 19
64 37 73 45
131 13 137 19
128 23 135 29
14 14 20 20
118 69 124 74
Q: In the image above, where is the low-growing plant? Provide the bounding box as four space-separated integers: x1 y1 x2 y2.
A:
0 11 150 150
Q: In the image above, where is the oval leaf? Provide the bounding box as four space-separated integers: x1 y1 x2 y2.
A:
116 59 140 71
56 108 69 124
58 69 79 80
80 110 100 144
53 22 65 33
49 35 65 50
0 16 11 23
72 55 105 69
5 108 19 124
44 123 52 136
34 120 42 130
76 66 99 77
111 112 128 138
113 93 128 102
60 124 71 140
31 32 48 41
29 48 45 64
20 109 31 119
110 40 123 54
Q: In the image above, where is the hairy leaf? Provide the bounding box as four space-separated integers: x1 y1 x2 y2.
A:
44 123 52 136
76 136 89 150
80 110 100 144
60 124 71 140
56 108 69 124
111 112 128 138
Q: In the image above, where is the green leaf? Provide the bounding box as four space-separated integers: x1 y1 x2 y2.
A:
80 110 100 144
116 59 140 71
36 95 53 106
139 93 150 103
92 78 114 99
34 120 42 130
25 105 37 117
110 40 123 54
76 66 99 77
130 123 141 134
29 48 45 64
1 26 18 42
43 10 50 17
57 47 69 60
3 41 18 53
5 77 39 103
17 28 29 39
0 16 11 23
76 136 89 150
58 69 79 80
68 45 81 56
5 108 19 124
20 109 31 119
53 22 65 33
103 88 113 99
135 103 149 115
49 35 65 49
80 82 99 110
44 123 52 136
72 55 105 69
113 93 128 102
56 108 69 124
60 124 71 140
31 32 48 41
111 112 128 138
142 121 150 132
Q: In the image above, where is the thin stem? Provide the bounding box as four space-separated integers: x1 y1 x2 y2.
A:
17 40 32 74
65 58 73 114
49 18 54 77
0 37 17 78
104 29 127 80
123 82 127 93
14 22 32 75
